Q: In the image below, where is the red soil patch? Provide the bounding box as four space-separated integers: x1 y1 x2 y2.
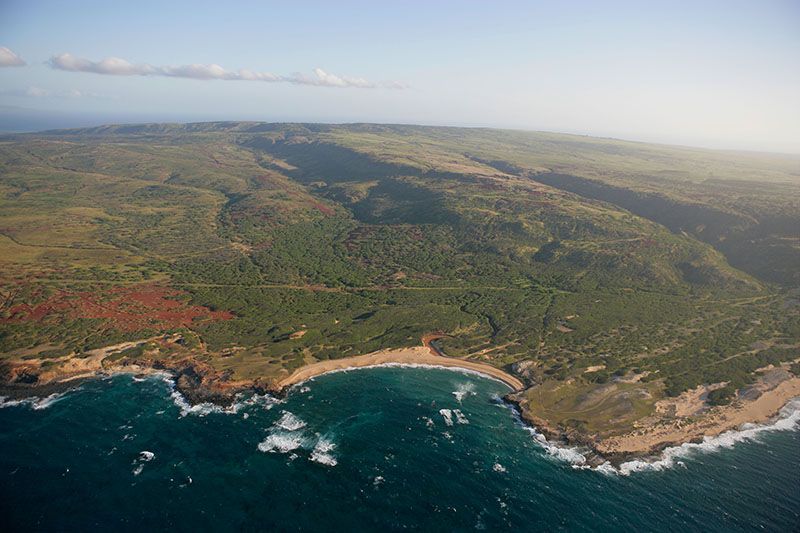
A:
2 284 234 332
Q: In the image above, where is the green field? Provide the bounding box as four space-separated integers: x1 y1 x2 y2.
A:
1 122 798 438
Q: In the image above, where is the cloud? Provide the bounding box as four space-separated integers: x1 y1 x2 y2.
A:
48 53 404 89
1 86 108 99
25 86 49 97
0 47 26 67
49 53 152 76
0 86 53 97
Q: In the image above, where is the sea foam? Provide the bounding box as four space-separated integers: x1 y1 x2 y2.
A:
258 411 309 453
256 411 338 466
505 395 800 475
614 398 800 475
453 382 476 403
439 408 469 426
156 374 279 417
309 436 338 466
439 409 454 426
131 450 155 476
258 432 307 454
453 409 469 425
0 392 69 410
275 411 307 431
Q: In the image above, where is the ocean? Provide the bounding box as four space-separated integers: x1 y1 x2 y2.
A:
1 367 798 531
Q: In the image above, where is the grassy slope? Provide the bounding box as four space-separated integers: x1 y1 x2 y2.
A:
322 125 800 285
1 123 798 440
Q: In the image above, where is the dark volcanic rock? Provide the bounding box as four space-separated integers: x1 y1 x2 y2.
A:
14 371 40 384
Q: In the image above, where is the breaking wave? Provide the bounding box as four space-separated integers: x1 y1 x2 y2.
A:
258 432 308 453
256 410 338 466
275 411 307 431
505 396 800 476
131 450 155 476
453 382 476 403
309 436 337 466
0 392 69 410
139 450 155 461
613 398 800 475
153 374 279 417
439 409 454 426
439 408 469 426
453 409 469 424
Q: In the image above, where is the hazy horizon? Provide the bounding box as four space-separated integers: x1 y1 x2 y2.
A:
1 1 799 153
4 108 800 158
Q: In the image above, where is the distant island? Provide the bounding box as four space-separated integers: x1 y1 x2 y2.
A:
1 122 798 463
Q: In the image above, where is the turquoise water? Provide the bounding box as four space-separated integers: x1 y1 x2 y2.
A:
1 368 798 531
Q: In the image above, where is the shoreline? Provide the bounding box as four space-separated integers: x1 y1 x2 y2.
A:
4 357 798 473
505 393 800 473
507 374 800 465
595 375 800 458
275 346 525 392
3 338 798 468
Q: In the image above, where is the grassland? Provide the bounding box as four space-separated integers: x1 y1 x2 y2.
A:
1 122 798 457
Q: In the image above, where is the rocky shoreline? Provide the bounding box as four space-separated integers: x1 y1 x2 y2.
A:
500 395 619 467
2 340 798 468
504 373 800 467
0 337 260 407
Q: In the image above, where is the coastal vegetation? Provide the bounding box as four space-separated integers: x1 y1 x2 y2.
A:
1 122 798 453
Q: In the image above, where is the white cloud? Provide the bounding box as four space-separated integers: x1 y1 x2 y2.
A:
48 53 403 89
0 47 26 67
1 86 108 99
0 86 52 97
49 53 152 75
25 86 50 97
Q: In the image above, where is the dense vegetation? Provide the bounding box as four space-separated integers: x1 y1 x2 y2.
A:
1 122 797 433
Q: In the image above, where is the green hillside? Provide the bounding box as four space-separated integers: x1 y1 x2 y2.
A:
1 123 798 438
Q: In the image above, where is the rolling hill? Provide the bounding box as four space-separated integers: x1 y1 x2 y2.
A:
1 122 798 455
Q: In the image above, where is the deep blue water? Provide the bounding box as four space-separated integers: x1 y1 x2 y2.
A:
1 368 798 532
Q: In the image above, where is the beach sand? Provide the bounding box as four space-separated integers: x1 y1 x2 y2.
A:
276 346 525 391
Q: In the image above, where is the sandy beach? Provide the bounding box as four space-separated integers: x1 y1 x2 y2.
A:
276 346 525 391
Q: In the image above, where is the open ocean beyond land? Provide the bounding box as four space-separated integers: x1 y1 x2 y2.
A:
1 367 798 531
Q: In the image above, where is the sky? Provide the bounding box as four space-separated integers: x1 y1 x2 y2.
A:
0 0 798 153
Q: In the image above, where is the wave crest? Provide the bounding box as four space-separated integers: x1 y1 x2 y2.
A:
154 375 279 417
275 411 307 431
258 432 308 453
507 396 800 475
309 436 337 466
0 392 69 410
614 398 800 475
453 382 476 403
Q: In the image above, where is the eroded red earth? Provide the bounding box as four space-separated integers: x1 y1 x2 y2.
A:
1 284 233 332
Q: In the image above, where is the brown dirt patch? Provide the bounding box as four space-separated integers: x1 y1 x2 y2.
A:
2 284 233 332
